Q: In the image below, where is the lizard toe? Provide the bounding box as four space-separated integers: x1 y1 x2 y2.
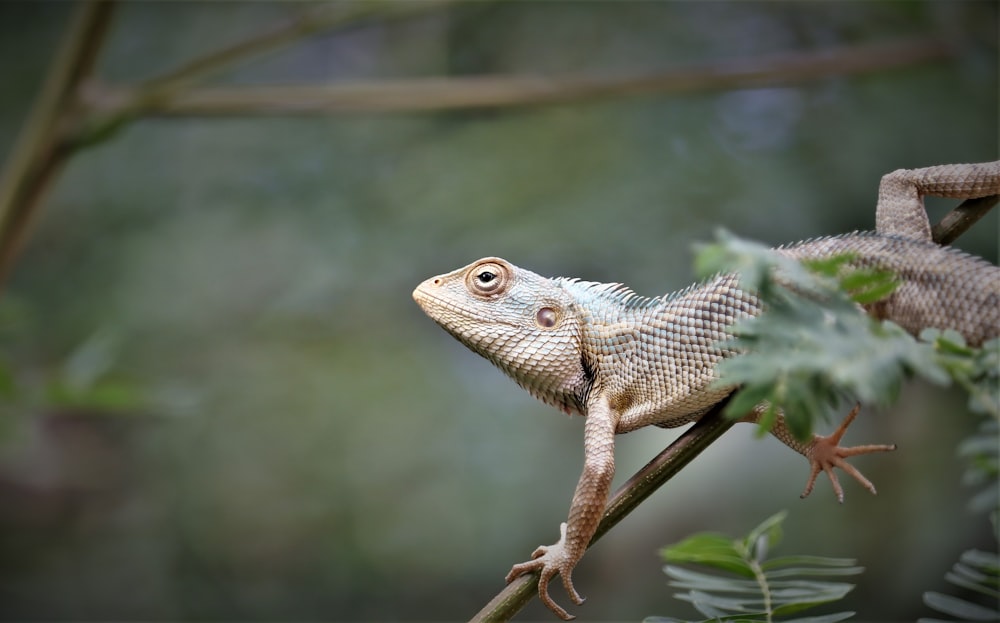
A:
560 568 585 606
505 558 542 584
537 566 575 620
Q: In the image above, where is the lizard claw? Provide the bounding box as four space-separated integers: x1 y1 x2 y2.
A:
505 522 584 620
801 403 897 502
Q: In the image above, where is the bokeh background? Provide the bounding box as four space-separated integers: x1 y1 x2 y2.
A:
0 2 997 621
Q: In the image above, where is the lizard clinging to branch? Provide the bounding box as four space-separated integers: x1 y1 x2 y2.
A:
412 162 1000 620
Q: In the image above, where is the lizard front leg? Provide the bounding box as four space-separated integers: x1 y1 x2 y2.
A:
506 394 618 620
745 404 896 502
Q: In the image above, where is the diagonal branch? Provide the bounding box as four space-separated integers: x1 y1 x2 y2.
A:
135 0 457 97
931 195 999 246
0 0 117 288
470 396 736 623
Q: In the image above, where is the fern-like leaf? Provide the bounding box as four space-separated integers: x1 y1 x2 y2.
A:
919 546 1000 623
647 511 861 623
958 418 1000 514
919 417 1000 623
921 331 1000 419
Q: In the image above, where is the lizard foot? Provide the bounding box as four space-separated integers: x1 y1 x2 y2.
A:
801 404 897 503
505 522 584 621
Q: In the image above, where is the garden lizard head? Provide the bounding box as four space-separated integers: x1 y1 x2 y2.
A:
413 257 591 415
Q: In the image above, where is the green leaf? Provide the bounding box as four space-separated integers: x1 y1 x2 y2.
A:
800 254 858 277
763 556 861 570
45 378 143 411
778 614 855 623
0 358 18 400
662 534 754 576
684 589 762 616
653 512 861 623
744 511 787 557
764 566 866 578
959 549 1000 573
922 592 999 621
836 267 899 305
920 490 1000 620
665 567 760 591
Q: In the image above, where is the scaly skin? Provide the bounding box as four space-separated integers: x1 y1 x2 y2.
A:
412 162 1000 620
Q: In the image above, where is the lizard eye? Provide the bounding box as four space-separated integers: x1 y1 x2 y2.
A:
466 259 510 297
477 270 496 284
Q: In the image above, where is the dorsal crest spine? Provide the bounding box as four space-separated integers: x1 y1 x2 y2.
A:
555 277 715 310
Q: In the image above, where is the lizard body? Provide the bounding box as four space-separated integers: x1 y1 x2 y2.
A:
412 162 1000 620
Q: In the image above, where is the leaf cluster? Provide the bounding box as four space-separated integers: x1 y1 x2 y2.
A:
694 230 998 441
918 418 999 622
957 419 1000 514
921 545 1000 623
921 329 1000 419
648 511 862 623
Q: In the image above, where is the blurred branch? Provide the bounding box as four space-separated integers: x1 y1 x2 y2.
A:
470 396 736 623
88 37 955 116
0 0 116 288
74 0 459 148
134 1 456 103
931 195 999 245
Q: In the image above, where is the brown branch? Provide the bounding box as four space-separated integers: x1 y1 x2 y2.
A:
469 396 736 623
88 37 954 116
931 195 999 246
0 1 117 288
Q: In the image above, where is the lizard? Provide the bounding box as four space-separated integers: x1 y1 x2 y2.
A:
411 161 1000 620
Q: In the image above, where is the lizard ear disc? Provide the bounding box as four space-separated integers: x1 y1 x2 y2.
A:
536 307 559 328
465 258 512 297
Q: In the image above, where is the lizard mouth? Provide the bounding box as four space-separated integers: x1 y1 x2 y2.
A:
412 280 523 331
412 279 454 315
412 281 477 322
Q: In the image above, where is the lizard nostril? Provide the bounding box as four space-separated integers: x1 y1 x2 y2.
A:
432 278 442 286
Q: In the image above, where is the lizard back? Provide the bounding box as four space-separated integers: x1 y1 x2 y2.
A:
780 232 999 347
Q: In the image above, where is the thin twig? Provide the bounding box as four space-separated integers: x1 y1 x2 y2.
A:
0 0 117 287
136 1 456 96
469 397 736 623
87 37 954 116
74 1 458 147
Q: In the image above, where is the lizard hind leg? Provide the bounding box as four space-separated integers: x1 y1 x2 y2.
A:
876 161 1000 240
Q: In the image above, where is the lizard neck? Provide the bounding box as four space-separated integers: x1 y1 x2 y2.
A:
568 274 761 429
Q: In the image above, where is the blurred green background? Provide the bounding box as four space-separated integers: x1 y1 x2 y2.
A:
0 2 996 621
